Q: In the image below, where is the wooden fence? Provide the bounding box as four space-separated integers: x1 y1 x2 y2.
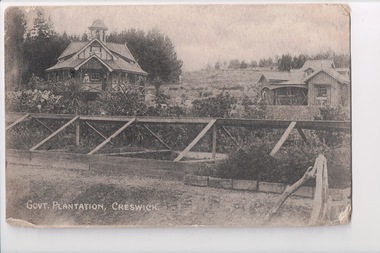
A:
6 112 350 162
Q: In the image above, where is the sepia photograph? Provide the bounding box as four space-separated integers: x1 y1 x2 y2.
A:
4 4 351 228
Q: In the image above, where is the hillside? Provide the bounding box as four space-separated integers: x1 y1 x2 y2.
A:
146 69 263 106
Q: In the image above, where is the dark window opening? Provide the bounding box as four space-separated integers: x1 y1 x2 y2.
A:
91 73 100 81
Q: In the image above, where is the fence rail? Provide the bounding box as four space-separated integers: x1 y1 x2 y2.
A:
5 112 351 161
6 112 350 131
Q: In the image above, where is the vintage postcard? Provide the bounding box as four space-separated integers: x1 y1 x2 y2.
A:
4 4 351 227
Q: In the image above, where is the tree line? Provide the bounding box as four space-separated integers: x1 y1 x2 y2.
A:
213 52 350 72
5 7 183 91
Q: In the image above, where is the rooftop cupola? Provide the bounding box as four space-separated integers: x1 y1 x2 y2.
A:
88 19 108 42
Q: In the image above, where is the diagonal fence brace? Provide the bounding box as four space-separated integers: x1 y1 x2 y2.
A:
29 116 79 151
6 114 30 131
87 118 136 155
174 119 217 162
270 121 297 156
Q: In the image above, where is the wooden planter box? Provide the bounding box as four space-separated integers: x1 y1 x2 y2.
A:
258 182 285 194
208 177 233 189
232 179 257 191
184 174 208 187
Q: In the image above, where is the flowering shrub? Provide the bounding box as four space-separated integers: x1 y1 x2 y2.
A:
5 89 64 113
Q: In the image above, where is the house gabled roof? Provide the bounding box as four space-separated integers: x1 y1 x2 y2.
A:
302 68 350 84
58 40 137 63
256 61 350 89
47 38 147 75
46 57 85 71
46 54 147 75
57 42 87 61
105 42 136 62
73 55 113 72
75 39 117 61
258 71 292 81
301 60 335 71
256 70 305 84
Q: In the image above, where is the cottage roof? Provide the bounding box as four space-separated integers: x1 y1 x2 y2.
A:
105 42 136 62
257 70 305 83
46 57 84 71
48 39 146 75
301 60 335 71
47 54 147 75
58 41 136 62
258 71 292 81
275 80 306 86
266 84 307 90
57 42 87 61
302 68 350 84
256 61 349 88
88 19 108 31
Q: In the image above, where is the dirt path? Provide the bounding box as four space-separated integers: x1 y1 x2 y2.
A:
6 164 313 227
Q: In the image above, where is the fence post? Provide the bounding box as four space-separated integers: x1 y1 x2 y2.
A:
309 154 329 225
212 124 217 159
76 119 80 146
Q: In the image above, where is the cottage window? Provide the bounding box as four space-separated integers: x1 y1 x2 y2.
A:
57 71 63 81
91 46 101 52
91 73 100 81
90 46 101 56
305 69 314 75
315 85 330 106
316 86 328 97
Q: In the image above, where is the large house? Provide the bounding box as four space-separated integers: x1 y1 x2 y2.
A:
258 60 350 107
46 20 147 92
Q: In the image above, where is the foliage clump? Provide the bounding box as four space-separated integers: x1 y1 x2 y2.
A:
192 93 237 118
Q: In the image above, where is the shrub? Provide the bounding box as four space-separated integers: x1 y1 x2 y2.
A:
314 105 350 147
192 93 237 118
27 74 47 90
88 87 147 116
241 94 267 119
315 106 350 121
217 143 276 181
212 141 350 188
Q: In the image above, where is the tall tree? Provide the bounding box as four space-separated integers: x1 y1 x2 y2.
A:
28 8 55 38
107 28 183 83
240 60 248 69
249 60 258 68
81 32 88 42
5 7 26 90
22 10 71 83
214 61 221 70
228 59 240 69
277 54 293 72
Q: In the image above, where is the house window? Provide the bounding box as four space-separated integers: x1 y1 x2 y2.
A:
315 85 330 105
57 71 63 81
91 46 101 52
316 86 328 97
91 73 100 81
90 46 101 56
305 69 314 75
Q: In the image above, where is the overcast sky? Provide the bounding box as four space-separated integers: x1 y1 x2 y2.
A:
23 4 350 71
